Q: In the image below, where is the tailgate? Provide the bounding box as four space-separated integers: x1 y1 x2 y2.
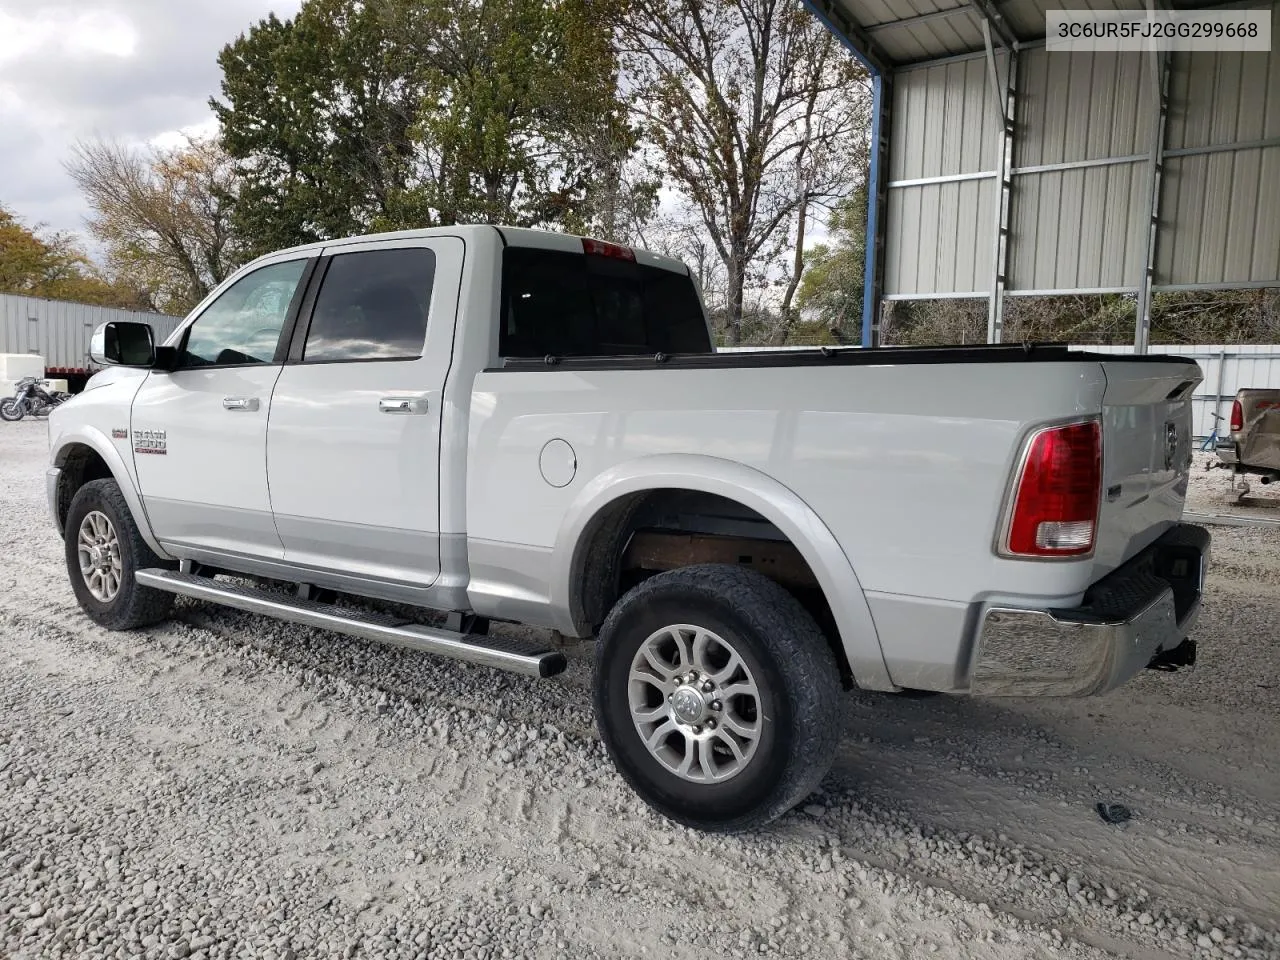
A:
1093 359 1202 577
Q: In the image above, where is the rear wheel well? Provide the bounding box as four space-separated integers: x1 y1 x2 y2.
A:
55 445 115 533
571 489 854 688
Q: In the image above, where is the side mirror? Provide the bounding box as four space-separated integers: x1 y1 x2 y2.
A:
90 321 156 367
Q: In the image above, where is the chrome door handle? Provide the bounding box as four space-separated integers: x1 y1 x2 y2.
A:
379 396 429 414
222 397 260 412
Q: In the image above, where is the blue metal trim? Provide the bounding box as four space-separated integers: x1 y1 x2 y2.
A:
862 73 884 348
799 0 878 71
800 0 886 347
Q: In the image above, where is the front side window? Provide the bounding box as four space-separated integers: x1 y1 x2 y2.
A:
180 259 308 367
302 248 436 362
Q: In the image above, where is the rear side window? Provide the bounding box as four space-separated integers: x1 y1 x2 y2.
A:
303 248 435 362
500 248 711 358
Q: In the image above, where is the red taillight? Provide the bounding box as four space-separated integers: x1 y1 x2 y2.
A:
1229 398 1243 433
1005 420 1102 558
582 238 636 262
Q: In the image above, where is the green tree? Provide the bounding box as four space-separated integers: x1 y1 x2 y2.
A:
0 205 148 309
794 185 866 343
212 0 640 255
392 0 645 230
213 1 419 254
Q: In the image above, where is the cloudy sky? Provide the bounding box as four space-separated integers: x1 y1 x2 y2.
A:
0 0 302 239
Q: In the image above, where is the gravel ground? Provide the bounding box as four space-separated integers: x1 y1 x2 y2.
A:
1187 451 1280 522
1 419 1278 960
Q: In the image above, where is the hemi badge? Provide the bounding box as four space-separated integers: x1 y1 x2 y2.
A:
111 428 128 439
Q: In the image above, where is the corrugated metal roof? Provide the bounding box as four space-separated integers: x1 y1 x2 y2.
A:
1016 48 1152 166
889 55 1001 179
1165 36 1280 150
1008 161 1149 290
885 178 995 294
0 294 183 373
1159 145 1280 285
1157 7 1280 288
883 54 1002 295
869 2 1280 299
826 0 1239 67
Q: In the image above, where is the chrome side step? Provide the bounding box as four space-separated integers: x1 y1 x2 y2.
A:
135 569 566 678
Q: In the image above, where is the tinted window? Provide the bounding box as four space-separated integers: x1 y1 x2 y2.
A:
181 259 307 367
303 248 435 362
500 248 711 358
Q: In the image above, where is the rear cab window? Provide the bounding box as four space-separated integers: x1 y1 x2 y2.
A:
499 245 711 359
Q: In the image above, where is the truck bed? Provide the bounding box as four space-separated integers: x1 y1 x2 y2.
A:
468 348 1200 692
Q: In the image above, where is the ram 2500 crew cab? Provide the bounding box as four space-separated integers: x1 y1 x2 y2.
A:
47 226 1209 831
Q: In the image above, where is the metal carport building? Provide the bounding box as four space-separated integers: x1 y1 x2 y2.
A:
801 1 1280 350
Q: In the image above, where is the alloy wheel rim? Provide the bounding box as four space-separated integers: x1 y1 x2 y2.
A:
627 624 763 783
77 510 123 603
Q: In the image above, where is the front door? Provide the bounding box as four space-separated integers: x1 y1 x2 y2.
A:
265 237 463 586
131 255 313 558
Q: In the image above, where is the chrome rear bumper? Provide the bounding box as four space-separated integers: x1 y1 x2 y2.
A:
971 524 1210 697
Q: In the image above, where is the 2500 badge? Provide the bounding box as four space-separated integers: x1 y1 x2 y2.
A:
133 428 167 456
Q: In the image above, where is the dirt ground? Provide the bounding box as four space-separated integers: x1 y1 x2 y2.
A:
1187 450 1280 523
1 419 1277 960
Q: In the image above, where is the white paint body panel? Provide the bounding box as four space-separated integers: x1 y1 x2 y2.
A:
46 367 172 559
132 364 285 557
467 363 1102 603
266 236 465 586
466 358 1198 690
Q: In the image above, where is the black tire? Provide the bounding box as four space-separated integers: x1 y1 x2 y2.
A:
0 398 27 421
64 478 174 630
594 564 842 833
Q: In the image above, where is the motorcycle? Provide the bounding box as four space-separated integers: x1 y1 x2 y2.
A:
0 376 72 422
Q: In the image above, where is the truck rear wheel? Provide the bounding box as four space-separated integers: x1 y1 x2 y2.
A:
64 479 174 630
594 564 841 832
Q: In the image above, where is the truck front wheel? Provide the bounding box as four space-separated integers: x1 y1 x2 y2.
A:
64 479 174 630
594 564 841 832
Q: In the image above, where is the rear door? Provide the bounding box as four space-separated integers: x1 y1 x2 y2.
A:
1093 359 1202 575
265 236 464 586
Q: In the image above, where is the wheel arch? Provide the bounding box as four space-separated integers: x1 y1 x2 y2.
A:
50 429 172 560
550 453 897 692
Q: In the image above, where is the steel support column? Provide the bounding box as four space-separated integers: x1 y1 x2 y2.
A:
983 25 1017 344
1135 49 1171 354
862 72 891 347
799 0 890 348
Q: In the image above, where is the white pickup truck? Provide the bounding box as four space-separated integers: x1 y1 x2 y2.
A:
47 226 1210 831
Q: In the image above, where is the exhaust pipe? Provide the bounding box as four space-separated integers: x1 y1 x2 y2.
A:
1148 638 1197 672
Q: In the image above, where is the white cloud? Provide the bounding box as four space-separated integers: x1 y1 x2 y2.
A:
0 8 137 65
150 117 220 151
67 10 140 58
0 0 302 240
